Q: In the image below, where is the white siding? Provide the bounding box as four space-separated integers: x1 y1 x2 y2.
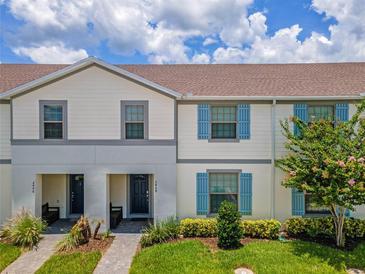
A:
275 104 293 159
12 66 175 140
178 104 272 159
177 164 272 219
274 168 292 221
0 104 11 159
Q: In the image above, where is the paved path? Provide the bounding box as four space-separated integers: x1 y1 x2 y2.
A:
94 233 141 274
1 234 62 274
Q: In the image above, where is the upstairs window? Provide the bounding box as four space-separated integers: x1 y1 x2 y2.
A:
126 105 144 139
209 173 238 213
121 101 148 140
211 106 237 139
40 101 67 140
308 105 334 122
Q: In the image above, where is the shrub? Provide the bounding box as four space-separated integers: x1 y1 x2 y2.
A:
217 201 242 249
285 217 365 239
241 219 281 239
57 224 83 252
140 217 179 248
180 218 217 237
0 209 47 249
180 218 281 239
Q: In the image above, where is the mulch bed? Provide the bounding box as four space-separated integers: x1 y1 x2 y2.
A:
58 236 114 255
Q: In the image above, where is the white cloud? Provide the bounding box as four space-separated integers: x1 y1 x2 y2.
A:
5 0 264 63
213 47 246 63
5 0 365 64
13 43 88 63
202 37 217 46
191 53 210 64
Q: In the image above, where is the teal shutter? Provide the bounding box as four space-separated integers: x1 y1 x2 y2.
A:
237 104 250 139
197 104 210 139
293 104 308 136
239 173 252 215
335 103 349 122
196 173 208 215
292 188 305 216
345 208 351 217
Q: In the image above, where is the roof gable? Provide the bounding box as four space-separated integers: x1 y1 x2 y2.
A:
0 57 181 99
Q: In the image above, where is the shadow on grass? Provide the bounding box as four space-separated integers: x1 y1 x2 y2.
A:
290 240 365 271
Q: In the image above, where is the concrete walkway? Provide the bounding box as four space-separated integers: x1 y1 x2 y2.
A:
94 233 141 274
1 234 62 274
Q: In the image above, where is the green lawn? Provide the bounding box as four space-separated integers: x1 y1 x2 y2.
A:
35 251 102 274
0 243 21 272
130 239 365 274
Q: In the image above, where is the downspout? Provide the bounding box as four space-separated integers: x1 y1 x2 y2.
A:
271 99 277 219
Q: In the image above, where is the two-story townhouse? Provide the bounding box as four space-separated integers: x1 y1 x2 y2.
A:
0 57 365 229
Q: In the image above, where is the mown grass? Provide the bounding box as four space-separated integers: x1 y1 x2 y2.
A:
130 239 365 274
0 242 21 272
35 251 102 274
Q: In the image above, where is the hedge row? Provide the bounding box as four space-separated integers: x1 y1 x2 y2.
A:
285 217 365 239
180 218 281 239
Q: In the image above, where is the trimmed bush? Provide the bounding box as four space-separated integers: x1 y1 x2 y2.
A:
180 218 281 239
180 218 217 237
0 209 47 250
140 217 179 248
217 201 242 249
241 219 281 239
286 217 365 239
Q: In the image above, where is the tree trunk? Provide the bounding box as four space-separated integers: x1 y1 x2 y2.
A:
330 205 345 247
93 222 101 239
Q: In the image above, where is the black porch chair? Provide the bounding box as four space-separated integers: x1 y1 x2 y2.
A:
110 203 123 229
42 203 60 225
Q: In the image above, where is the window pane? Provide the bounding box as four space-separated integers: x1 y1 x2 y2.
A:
44 105 63 121
305 194 330 214
126 105 144 121
211 106 236 122
210 173 238 193
211 123 236 139
308 106 334 121
126 123 144 139
210 194 237 213
44 122 63 139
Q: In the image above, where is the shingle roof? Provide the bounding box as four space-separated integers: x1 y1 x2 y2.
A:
1 62 365 97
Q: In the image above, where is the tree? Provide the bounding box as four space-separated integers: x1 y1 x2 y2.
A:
277 100 365 247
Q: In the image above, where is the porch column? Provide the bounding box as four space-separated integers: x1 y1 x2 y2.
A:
84 170 109 232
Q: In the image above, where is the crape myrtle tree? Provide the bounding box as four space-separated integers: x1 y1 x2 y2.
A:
277 100 365 247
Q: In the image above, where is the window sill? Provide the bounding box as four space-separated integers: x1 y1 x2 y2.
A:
208 138 240 143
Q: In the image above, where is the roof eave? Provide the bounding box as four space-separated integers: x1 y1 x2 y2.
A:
0 57 182 99
179 95 364 101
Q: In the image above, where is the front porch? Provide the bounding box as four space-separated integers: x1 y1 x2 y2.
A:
38 173 154 232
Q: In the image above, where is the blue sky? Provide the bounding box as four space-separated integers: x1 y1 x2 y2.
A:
0 0 363 64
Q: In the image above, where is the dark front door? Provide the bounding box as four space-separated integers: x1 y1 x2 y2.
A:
130 174 149 214
70 174 84 214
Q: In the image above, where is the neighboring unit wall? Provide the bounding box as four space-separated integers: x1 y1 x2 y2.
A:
0 103 11 224
176 164 272 219
0 164 11 223
12 65 175 140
